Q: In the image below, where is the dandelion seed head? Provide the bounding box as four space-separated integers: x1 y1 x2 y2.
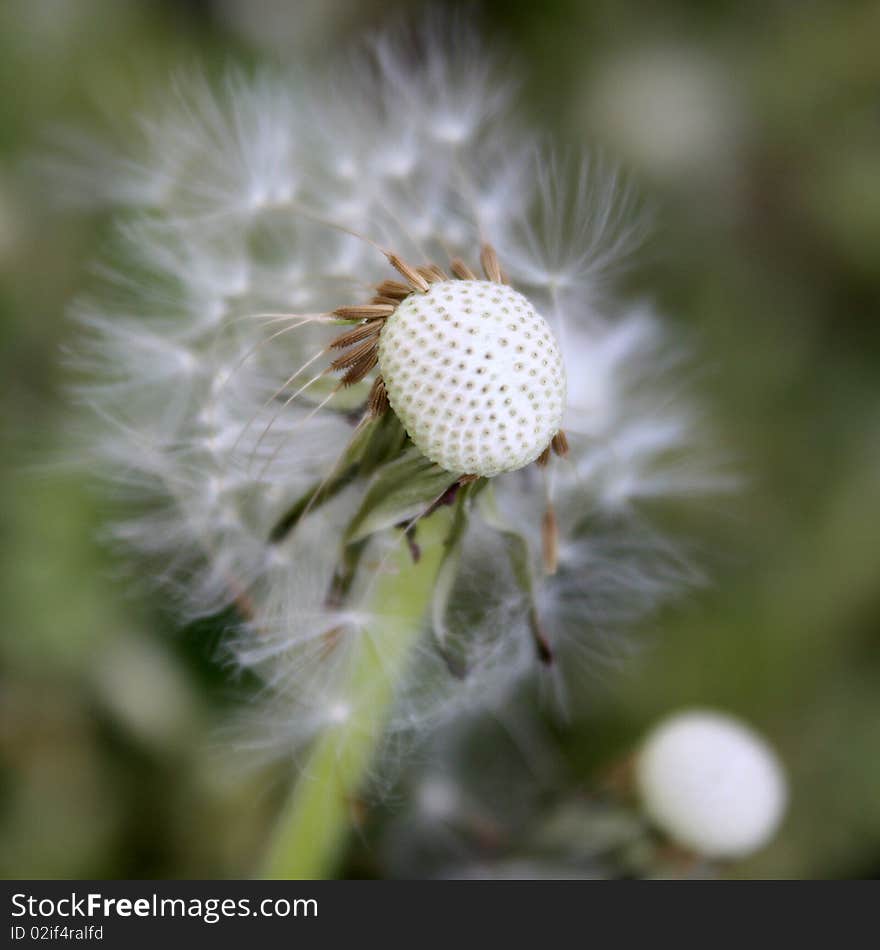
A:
379 281 566 477
636 710 787 859
64 19 724 765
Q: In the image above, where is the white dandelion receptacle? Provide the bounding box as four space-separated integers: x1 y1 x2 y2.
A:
378 280 567 477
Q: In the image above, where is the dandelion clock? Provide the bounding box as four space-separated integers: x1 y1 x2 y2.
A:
66 22 719 877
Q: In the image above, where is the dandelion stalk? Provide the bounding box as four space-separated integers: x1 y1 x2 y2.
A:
261 509 452 879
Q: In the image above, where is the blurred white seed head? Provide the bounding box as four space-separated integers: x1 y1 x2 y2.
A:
636 710 787 859
64 20 723 768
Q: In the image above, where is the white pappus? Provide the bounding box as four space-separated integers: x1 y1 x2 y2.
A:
67 22 721 768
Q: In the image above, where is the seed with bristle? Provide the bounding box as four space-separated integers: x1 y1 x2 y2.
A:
542 504 559 575
375 279 412 300
480 243 506 283
551 431 569 458
329 322 382 350
530 611 554 664
378 280 566 476
368 376 389 417
333 304 396 321
386 253 430 293
416 264 448 283
330 336 379 371
450 258 477 280
341 350 378 386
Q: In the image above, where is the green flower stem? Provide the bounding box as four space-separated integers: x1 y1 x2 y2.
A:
260 508 452 879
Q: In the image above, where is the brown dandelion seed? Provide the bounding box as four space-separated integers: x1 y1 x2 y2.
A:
386 253 430 293
416 263 448 283
368 376 389 417
542 503 559 575
329 322 382 350
480 243 506 283
333 304 395 321
529 610 554 664
330 336 380 371
450 258 477 280
340 349 378 386
551 430 569 458
375 279 413 300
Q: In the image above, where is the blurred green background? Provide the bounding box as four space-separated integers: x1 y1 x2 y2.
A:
2 0 879 879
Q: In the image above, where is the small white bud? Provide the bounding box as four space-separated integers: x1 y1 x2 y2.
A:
378 280 566 476
635 709 787 859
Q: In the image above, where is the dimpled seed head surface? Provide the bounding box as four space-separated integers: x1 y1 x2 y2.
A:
377 280 567 476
